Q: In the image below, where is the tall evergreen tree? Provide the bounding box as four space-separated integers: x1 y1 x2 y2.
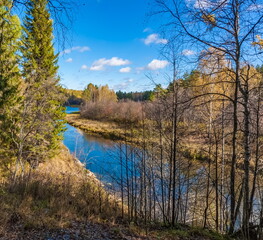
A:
21 0 65 167
0 1 22 169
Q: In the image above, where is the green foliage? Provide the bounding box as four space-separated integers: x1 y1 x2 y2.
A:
149 71 201 102
149 224 231 240
82 83 98 102
149 84 167 100
116 90 153 101
21 0 66 167
82 83 117 103
189 227 230 240
182 70 200 86
63 88 83 106
256 64 263 74
0 1 22 167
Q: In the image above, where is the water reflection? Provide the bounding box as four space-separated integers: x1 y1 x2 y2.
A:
63 123 126 188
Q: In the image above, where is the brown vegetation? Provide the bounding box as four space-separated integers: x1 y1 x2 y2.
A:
0 146 122 233
0 145 227 240
81 99 143 123
77 62 263 239
66 113 127 140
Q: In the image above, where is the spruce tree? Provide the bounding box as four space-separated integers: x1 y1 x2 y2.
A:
21 0 65 167
0 1 22 167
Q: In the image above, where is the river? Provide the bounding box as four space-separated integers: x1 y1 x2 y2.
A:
63 107 209 222
63 106 137 189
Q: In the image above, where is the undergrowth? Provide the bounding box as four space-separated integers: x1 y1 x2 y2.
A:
0 147 122 231
0 146 232 240
0 174 121 230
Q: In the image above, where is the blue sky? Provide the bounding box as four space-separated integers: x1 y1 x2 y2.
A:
16 0 263 92
57 0 174 92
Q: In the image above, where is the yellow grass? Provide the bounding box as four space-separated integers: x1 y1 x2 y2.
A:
0 145 122 230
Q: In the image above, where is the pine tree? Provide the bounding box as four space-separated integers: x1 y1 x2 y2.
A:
0 1 22 168
21 0 65 167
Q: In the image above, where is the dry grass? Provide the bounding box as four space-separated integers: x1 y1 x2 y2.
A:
0 145 230 240
66 113 139 143
0 146 122 231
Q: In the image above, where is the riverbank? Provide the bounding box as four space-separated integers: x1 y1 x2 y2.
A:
0 145 126 239
66 113 208 163
1 145 169 239
0 144 230 240
66 113 135 143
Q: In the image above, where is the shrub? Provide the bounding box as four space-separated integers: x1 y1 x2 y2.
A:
80 100 144 123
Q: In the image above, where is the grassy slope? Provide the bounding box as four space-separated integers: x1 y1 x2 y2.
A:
0 144 231 240
0 146 125 238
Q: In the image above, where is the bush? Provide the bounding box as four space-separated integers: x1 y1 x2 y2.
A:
80 100 144 123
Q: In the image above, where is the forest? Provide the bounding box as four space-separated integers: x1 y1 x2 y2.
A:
77 62 263 240
1 0 263 240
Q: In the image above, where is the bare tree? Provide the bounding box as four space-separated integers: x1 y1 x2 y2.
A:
153 0 263 236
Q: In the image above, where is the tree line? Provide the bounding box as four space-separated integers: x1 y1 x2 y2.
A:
116 90 153 102
64 84 154 106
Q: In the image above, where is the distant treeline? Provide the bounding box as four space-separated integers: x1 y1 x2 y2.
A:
116 90 153 101
64 85 154 105
64 89 83 106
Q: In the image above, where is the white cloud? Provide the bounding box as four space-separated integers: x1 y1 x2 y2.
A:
113 78 134 90
248 4 263 11
182 49 195 56
194 0 213 9
119 67 131 73
147 59 169 70
191 0 227 9
143 34 168 45
81 65 89 70
185 0 193 7
90 65 104 71
66 58 73 63
143 28 152 33
90 57 131 71
78 46 90 52
60 46 90 55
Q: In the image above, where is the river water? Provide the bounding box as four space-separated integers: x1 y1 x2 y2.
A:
63 106 136 189
63 107 212 222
